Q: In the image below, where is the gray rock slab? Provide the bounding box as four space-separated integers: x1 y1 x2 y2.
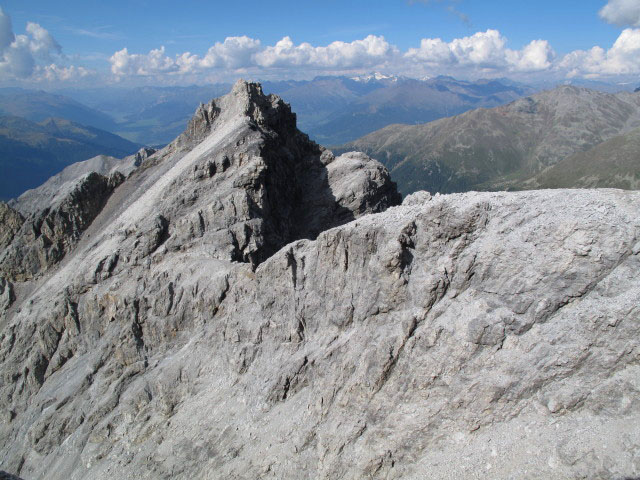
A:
0 81 637 480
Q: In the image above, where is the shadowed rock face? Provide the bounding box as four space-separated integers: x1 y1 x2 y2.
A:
0 203 23 251
1 81 639 480
0 81 399 284
0 471 24 480
0 172 125 282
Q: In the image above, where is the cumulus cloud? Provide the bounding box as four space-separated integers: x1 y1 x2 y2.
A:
111 36 262 77
447 30 508 67
200 36 262 69
110 46 177 76
0 7 87 82
173 36 262 73
255 35 396 68
405 30 555 72
25 22 62 59
506 39 555 72
0 33 35 78
109 35 398 78
599 0 640 27
37 64 92 82
114 30 555 82
3 7 639 87
559 28 640 77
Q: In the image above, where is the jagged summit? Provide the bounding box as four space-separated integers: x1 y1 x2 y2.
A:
177 80 297 147
0 79 401 477
0 83 401 478
1 81 639 480
0 80 400 283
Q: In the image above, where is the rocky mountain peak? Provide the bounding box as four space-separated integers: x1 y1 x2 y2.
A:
133 146 157 166
2 81 638 480
178 79 297 147
0 81 400 286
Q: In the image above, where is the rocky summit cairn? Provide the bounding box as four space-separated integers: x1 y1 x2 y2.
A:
1 81 639 479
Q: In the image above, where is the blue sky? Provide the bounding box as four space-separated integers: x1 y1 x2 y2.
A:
1 0 639 86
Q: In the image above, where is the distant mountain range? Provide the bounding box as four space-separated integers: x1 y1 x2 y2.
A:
56 84 232 145
339 86 640 195
298 75 536 145
51 75 535 146
5 75 637 150
2 76 639 202
9 74 520 200
0 88 117 131
0 116 140 200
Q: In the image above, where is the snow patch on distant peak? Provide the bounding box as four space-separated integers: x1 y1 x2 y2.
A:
350 72 399 83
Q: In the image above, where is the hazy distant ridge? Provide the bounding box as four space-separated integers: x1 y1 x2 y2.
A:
340 86 640 195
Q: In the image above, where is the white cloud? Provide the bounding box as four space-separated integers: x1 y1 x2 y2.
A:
559 28 640 77
506 40 555 72
255 35 397 69
25 22 62 59
405 37 454 65
116 29 640 84
37 64 92 82
448 30 507 67
109 35 398 78
0 8 33 78
111 37 262 77
0 8 82 81
1 7 638 87
110 46 177 76
405 30 555 73
600 0 640 27
0 34 34 78
200 36 262 69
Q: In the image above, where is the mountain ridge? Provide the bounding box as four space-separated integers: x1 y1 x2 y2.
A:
53 75 536 146
340 85 640 195
0 81 638 480
0 89 117 131
0 115 141 201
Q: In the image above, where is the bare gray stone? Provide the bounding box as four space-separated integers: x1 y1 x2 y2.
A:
0 81 638 480
0 277 14 313
0 171 125 281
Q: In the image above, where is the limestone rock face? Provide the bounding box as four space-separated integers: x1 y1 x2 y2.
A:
1 81 639 480
0 203 23 251
0 171 124 282
10 147 157 218
0 277 14 313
